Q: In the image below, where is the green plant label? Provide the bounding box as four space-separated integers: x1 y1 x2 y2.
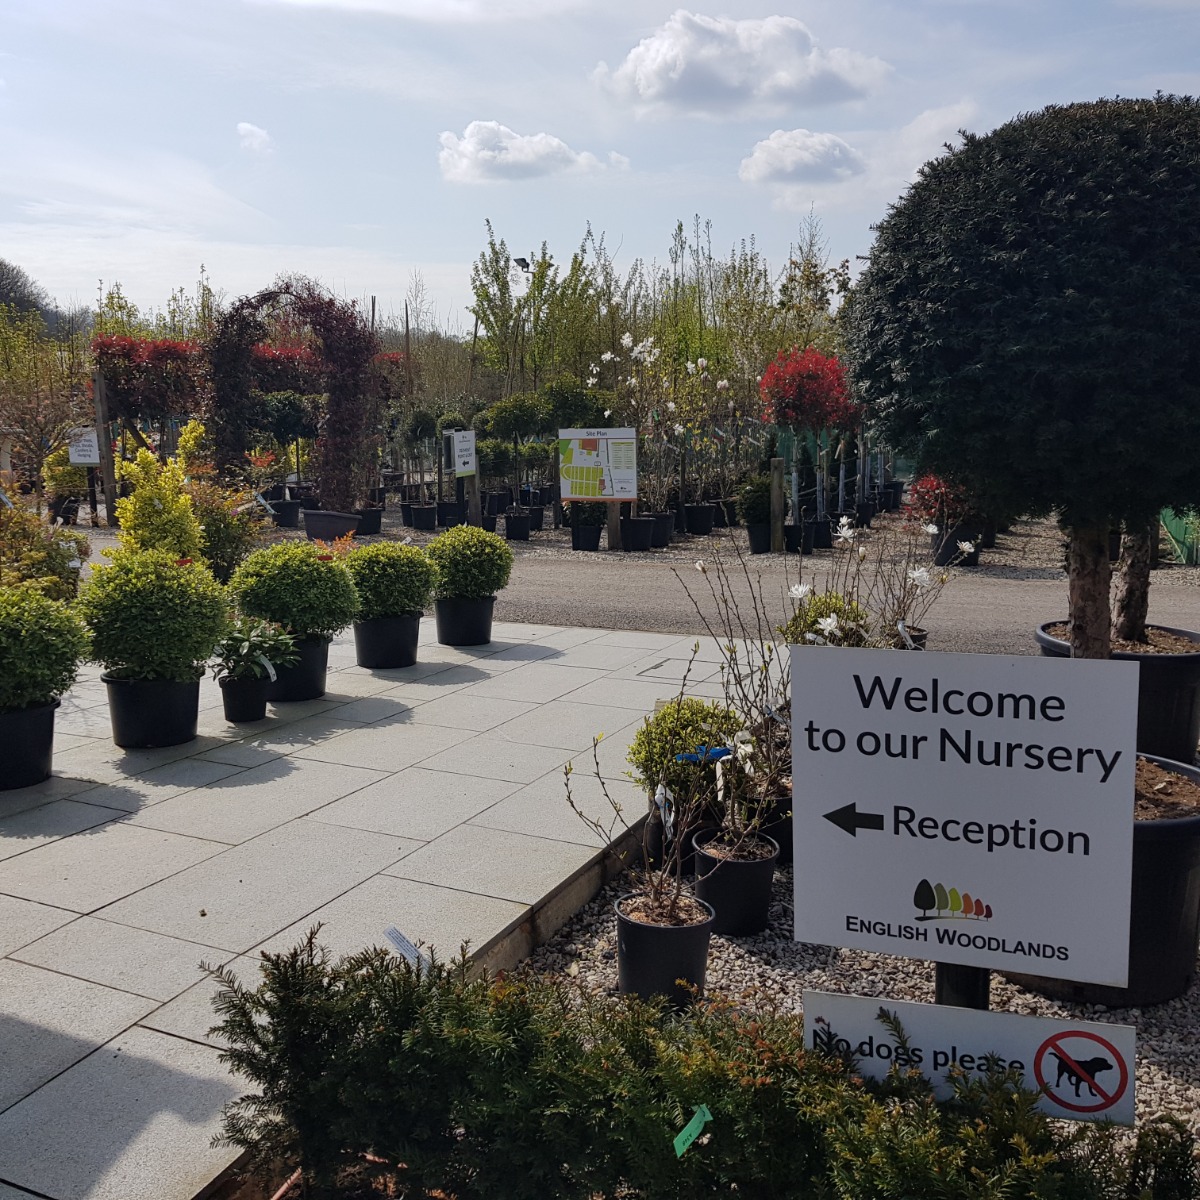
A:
673 1104 712 1157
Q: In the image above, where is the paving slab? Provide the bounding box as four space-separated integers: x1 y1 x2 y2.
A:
98 819 421 953
139 955 262 1048
0 895 77 957
319 694 422 724
0 959 158 1112
254 873 527 962
458 661 607 703
562 673 698 712
11 917 233 1002
0 822 227 913
0 1025 240 1200
68 757 247 814
416 732 573 784
49 737 230 785
382 823 597 906
126 757 388 844
0 798 127 863
0 775 102 819
307 766 520 840
291 718 474 771
408 693 537 732
316 671 400 700
490 699 645 751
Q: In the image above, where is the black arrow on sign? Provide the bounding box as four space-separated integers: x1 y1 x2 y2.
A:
823 802 885 837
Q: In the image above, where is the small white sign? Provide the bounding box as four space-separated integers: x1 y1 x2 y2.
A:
792 648 1139 985
804 990 1135 1124
452 430 476 478
558 427 637 500
67 427 101 466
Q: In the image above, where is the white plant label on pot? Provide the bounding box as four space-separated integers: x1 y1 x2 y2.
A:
803 990 1135 1124
791 648 1138 986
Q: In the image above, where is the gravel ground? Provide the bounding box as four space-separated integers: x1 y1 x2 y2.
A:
526 867 1200 1139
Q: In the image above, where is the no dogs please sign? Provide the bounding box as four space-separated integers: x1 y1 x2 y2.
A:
792 648 1138 986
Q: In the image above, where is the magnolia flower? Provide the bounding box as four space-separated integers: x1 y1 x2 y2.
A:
666 401 676 412
923 523 940 535
696 357 708 370
715 379 729 391
816 614 842 639
603 408 612 418
907 566 932 589
686 361 697 375
858 546 868 561
789 582 812 600
620 332 634 349
673 422 685 435
695 560 707 573
727 400 736 412
586 376 598 388
957 540 975 553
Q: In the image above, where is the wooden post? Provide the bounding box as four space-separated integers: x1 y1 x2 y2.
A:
86 466 99 527
769 457 785 553
465 472 482 527
93 369 119 528
552 443 562 529
607 501 622 551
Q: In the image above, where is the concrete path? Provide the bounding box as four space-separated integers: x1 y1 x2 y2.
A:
0 621 724 1200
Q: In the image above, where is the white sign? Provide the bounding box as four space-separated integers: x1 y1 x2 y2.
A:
452 430 476 478
67 427 101 466
804 990 1135 1124
792 648 1138 985
558 427 637 500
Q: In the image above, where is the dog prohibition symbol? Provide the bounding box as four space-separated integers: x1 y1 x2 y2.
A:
1051 1051 1115 1098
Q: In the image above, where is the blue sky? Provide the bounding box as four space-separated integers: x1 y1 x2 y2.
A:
2 0 1197 329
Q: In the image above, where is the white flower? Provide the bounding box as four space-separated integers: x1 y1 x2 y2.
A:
695 560 707 573
603 409 612 418
858 547 867 561
922 523 940 535
587 376 598 388
686 361 697 375
789 582 812 600
673 423 685 435
620 332 634 349
907 566 932 589
727 400 735 412
716 379 729 391
600 350 615 363
816 614 841 638
696 357 708 370
666 401 676 412
957 540 975 553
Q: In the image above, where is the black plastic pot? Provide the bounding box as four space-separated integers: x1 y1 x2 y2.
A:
103 675 200 748
855 502 874 529
1035 622 1200 762
527 506 545 532
354 507 383 536
437 501 463 528
620 515 655 552
505 512 530 541
712 501 728 528
435 596 495 646
399 502 414 527
271 499 302 529
0 699 59 790
411 505 437 531
932 523 981 567
367 486 387 507
266 635 330 702
486 491 507 516
303 510 362 541
571 525 602 551
219 675 269 724
262 484 286 502
784 523 814 554
746 523 771 555
692 831 779 936
645 512 674 548
353 614 421 669
481 514 498 533
979 517 997 550
760 793 793 866
616 893 715 1009
809 517 832 549
1008 754 1200 1007
685 503 716 536
721 498 740 527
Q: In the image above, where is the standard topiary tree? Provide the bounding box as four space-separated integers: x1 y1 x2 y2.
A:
847 95 1200 658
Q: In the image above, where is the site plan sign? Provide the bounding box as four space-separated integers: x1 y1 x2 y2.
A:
791 648 1138 985
558 427 637 500
67 427 101 466
452 430 476 477
804 991 1135 1124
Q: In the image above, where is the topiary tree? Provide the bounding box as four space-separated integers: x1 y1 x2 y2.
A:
848 95 1200 658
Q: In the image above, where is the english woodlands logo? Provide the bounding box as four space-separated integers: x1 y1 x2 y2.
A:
913 878 993 922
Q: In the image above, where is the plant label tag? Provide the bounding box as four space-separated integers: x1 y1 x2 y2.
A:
253 492 277 516
384 926 426 967
673 1104 712 1157
0 489 11 509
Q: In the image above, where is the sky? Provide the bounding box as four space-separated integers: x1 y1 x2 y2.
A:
2 0 1198 331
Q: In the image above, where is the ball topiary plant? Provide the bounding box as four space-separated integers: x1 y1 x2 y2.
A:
626 697 742 800
78 549 229 681
229 541 359 639
345 542 438 621
426 525 514 600
736 475 772 526
0 588 88 711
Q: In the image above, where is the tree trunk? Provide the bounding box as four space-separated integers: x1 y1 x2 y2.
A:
1067 523 1112 659
1112 519 1154 644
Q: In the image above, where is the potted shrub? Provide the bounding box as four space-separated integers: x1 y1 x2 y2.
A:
736 475 772 554
211 619 298 723
565 501 605 551
0 588 88 789
426 525 514 646
78 550 229 748
229 542 359 701
345 542 438 668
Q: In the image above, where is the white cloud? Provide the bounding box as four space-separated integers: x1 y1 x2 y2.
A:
237 121 273 153
739 128 865 184
595 10 889 117
249 0 583 21
438 121 623 183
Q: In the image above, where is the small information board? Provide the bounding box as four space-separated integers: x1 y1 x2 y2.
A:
558 427 637 500
452 430 476 477
67 427 101 466
791 648 1138 985
804 990 1135 1124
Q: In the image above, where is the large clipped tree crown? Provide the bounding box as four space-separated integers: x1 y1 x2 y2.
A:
848 95 1200 529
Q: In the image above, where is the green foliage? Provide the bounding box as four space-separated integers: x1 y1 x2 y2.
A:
437 409 468 436
0 588 87 710
626 696 741 798
253 391 318 446
211 618 298 682
519 439 553 476
779 590 870 647
175 419 211 475
184 480 262 583
40 444 88 498
543 377 609 430
0 502 90 598
848 95 1200 530
229 542 359 638
114 449 203 559
565 501 606 527
427 524 514 600
736 474 772 525
345 542 438 620
78 549 228 681
488 393 551 441
476 437 513 483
